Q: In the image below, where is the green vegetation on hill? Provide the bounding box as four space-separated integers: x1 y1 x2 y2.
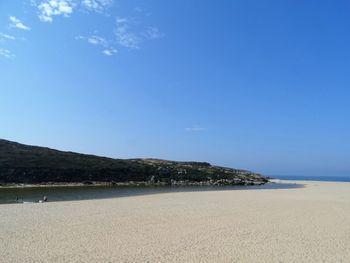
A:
0 139 268 185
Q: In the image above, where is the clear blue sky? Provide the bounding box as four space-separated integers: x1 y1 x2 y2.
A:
1 0 350 176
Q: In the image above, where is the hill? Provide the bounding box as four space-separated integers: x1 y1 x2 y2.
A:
0 139 268 186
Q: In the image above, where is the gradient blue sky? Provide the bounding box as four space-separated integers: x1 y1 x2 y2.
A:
1 0 350 176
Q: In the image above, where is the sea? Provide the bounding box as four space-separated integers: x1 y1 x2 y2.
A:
274 175 350 182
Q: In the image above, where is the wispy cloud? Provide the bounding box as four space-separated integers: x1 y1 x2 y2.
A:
0 33 15 41
0 48 15 59
185 125 206 132
76 34 118 56
81 0 113 13
31 1 162 55
38 0 74 22
115 17 141 49
133 7 143 13
9 16 31 31
144 26 163 40
114 17 163 49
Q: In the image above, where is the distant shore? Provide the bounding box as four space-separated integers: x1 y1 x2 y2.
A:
1 180 350 262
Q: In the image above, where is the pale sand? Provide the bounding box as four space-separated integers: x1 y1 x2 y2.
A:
1 181 350 262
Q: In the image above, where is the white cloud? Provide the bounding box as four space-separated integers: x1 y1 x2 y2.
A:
185 125 206 132
36 0 113 21
102 48 117 56
0 33 15 41
0 48 15 59
77 34 108 46
38 0 74 22
87 35 108 46
81 0 113 13
9 16 31 31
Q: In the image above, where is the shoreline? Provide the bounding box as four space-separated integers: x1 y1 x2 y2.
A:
0 180 302 205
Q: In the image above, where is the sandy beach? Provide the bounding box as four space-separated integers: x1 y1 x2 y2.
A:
1 180 350 262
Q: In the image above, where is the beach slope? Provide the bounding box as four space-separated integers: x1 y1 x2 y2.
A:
1 181 350 262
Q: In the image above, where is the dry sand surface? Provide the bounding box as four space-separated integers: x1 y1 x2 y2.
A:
1 181 350 262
